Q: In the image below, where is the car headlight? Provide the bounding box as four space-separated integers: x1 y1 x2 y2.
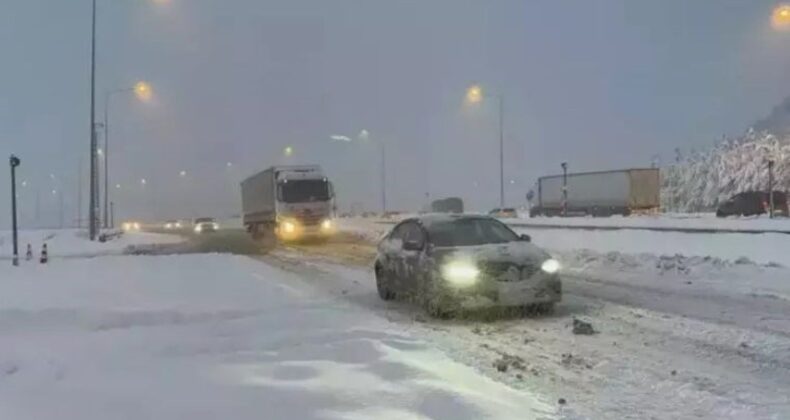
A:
321 219 333 230
122 223 131 231
194 225 203 233
441 260 480 287
282 221 296 233
212 223 220 230
176 222 182 228
133 223 140 230
541 258 560 274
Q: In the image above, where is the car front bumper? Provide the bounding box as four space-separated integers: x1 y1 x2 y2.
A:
436 272 562 309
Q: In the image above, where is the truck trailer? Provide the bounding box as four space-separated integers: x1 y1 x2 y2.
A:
240 165 335 241
530 168 660 217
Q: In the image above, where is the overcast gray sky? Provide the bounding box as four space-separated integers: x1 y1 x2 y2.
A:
2 0 790 227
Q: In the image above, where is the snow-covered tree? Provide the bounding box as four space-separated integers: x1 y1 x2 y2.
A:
662 130 790 212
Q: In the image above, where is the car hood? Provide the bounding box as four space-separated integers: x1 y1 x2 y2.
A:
432 241 551 265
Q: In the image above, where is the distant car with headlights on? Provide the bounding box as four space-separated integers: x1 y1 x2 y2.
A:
193 217 219 234
489 208 518 218
374 214 561 316
122 221 141 232
163 220 183 230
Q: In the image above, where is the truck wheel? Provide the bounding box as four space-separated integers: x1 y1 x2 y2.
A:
375 267 396 301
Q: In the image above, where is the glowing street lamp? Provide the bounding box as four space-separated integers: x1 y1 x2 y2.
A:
179 170 187 177
284 146 294 157
103 80 153 229
773 4 790 30
466 84 483 104
465 83 506 208
134 81 153 102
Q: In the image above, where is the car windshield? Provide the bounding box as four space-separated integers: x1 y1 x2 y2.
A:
279 180 330 203
427 218 519 247
195 218 214 223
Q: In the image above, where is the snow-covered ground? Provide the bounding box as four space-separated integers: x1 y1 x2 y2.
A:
504 213 790 232
0 254 554 419
283 220 790 419
519 228 790 267
0 229 182 259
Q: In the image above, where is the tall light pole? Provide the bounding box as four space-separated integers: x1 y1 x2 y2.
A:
768 159 775 219
103 81 151 229
9 155 21 266
466 84 505 208
561 162 568 217
330 129 386 213
89 0 98 240
381 141 387 213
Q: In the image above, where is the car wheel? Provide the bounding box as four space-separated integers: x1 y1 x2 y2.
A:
375 267 396 301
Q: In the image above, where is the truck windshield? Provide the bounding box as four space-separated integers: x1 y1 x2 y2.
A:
279 180 330 203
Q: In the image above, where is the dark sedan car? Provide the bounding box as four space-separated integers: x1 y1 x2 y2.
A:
374 215 561 316
716 191 788 217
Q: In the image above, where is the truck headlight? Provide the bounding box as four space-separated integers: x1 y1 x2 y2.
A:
282 221 296 233
321 219 333 230
541 258 560 274
441 261 479 287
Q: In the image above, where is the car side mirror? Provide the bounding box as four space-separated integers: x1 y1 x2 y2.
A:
520 234 531 242
403 240 423 251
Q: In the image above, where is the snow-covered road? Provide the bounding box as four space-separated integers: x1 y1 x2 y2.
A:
0 253 553 420
263 243 790 420
3 225 790 419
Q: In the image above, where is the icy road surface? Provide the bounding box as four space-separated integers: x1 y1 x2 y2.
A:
264 226 790 420
0 254 553 420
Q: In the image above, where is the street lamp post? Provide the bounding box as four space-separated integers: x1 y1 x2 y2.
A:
330 131 386 213
9 155 21 266
103 82 151 229
561 162 568 217
89 0 98 240
768 159 775 219
466 85 505 208
380 142 387 214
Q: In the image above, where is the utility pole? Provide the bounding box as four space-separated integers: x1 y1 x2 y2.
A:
88 0 98 240
35 188 40 226
561 162 568 217
498 95 505 208
110 201 115 229
768 159 775 219
59 190 64 229
381 142 387 214
77 159 83 228
104 93 110 228
10 155 21 266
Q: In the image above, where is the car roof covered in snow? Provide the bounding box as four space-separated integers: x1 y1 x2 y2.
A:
408 213 495 228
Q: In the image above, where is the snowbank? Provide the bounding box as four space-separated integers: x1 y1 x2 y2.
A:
0 254 554 419
518 227 790 267
0 229 182 259
505 213 790 233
